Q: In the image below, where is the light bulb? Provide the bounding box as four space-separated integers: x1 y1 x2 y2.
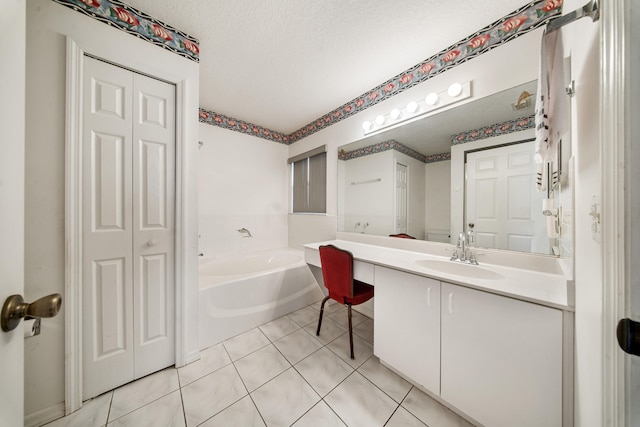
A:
362 121 372 131
390 108 401 119
425 93 439 105
407 101 419 113
448 82 463 97
375 115 385 125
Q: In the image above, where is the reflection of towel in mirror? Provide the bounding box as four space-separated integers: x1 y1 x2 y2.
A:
535 29 569 191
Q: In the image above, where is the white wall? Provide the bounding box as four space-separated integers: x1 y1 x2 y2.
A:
198 124 289 257
341 151 395 235
24 0 200 420
561 0 603 423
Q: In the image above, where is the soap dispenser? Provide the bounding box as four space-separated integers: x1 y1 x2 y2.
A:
466 223 476 248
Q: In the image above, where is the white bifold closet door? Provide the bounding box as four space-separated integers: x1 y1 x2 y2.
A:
82 56 175 400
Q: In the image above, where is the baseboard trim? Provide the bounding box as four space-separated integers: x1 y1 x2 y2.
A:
184 349 201 366
25 403 65 427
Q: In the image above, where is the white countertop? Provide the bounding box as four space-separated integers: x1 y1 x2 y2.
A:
304 240 574 310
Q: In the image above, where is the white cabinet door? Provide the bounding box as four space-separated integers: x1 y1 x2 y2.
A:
440 283 563 427
374 266 440 395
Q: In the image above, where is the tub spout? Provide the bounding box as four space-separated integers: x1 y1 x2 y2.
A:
238 227 252 237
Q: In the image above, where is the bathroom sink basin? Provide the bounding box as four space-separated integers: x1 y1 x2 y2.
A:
414 259 505 280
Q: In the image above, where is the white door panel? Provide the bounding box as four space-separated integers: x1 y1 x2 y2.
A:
0 2 25 424
466 141 548 253
83 57 135 399
83 57 175 399
132 73 175 378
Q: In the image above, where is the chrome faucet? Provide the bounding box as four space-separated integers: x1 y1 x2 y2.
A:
450 231 480 265
237 227 252 237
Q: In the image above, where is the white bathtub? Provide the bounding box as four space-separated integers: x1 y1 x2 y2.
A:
198 248 324 349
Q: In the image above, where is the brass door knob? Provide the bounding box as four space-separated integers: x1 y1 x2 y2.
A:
1 293 62 332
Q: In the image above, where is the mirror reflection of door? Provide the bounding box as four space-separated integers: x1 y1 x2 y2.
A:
465 140 550 254
394 162 408 233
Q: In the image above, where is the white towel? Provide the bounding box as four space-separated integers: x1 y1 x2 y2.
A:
535 29 569 191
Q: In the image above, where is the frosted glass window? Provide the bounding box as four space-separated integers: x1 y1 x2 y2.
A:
289 147 326 214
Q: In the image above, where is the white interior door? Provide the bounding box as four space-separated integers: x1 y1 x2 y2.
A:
0 1 25 424
466 141 548 253
82 57 175 399
394 162 408 233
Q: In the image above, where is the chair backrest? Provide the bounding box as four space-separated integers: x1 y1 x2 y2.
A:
389 233 416 239
319 245 353 300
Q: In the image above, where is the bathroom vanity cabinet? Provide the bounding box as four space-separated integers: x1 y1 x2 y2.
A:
376 265 563 427
304 239 574 427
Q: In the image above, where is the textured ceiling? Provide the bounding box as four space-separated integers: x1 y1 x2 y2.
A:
125 0 530 134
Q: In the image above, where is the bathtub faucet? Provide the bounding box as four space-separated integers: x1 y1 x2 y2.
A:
237 227 252 237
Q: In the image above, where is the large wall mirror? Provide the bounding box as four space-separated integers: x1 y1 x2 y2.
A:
337 79 564 256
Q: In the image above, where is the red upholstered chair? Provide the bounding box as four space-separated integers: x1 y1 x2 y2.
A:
316 244 374 359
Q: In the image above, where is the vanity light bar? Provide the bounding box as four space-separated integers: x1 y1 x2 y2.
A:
362 81 472 136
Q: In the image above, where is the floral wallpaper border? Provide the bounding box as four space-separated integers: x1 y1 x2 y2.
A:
198 109 290 144
52 0 200 62
338 140 451 164
451 115 535 145
201 0 561 144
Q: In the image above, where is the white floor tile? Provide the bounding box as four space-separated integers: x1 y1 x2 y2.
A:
326 307 368 330
109 368 179 422
311 298 343 315
273 328 323 365
43 392 112 427
304 316 346 345
178 343 231 386
234 344 291 391
294 347 353 397
223 328 271 361
181 364 247 426
251 368 320 426
402 387 475 427
259 316 301 341
324 372 398 427
385 406 427 427
326 332 373 368
107 390 184 427
199 395 265 427
358 356 412 403
292 401 346 427
288 306 321 327
353 318 374 344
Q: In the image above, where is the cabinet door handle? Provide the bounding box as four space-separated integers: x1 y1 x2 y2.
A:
427 287 432 307
448 293 454 314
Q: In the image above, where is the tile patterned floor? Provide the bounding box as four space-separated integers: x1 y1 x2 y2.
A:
44 300 475 427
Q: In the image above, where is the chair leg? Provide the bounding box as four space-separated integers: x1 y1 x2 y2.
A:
348 304 354 359
316 296 330 336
